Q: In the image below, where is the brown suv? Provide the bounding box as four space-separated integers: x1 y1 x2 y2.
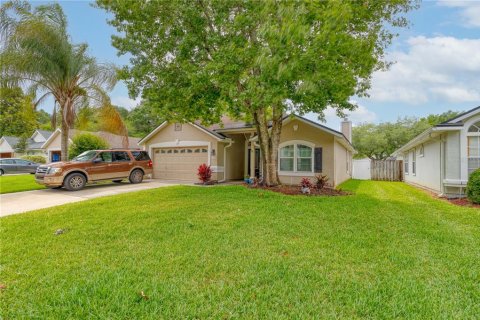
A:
35 149 153 191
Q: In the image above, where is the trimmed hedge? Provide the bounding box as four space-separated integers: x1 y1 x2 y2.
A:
21 155 46 164
466 168 480 204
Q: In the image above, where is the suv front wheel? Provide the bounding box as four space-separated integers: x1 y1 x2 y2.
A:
64 173 86 191
129 169 144 184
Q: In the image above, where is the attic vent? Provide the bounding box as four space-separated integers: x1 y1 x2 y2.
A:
174 123 182 131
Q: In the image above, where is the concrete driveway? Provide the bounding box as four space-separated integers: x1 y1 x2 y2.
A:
0 179 184 217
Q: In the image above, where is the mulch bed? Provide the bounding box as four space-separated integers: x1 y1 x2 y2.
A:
448 198 480 208
247 184 351 196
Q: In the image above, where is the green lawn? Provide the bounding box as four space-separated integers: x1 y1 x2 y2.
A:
0 174 45 194
1 181 479 319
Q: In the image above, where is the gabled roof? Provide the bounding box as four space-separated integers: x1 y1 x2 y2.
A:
42 128 141 149
35 130 54 140
393 105 480 156
0 136 45 151
2 136 20 148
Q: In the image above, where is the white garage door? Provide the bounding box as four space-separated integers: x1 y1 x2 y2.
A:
153 147 209 180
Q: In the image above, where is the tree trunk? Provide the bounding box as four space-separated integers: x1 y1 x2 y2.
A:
60 116 69 161
253 107 283 186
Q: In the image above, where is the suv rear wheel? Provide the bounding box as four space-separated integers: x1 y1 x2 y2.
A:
129 169 144 184
64 173 86 191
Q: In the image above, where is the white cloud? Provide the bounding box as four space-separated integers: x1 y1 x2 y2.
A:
111 96 141 110
368 36 480 105
438 1 480 28
306 103 377 131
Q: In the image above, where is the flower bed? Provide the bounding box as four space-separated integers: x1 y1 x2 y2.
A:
247 184 351 196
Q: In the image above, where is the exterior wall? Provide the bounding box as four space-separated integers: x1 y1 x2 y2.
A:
44 133 62 163
277 119 337 186
223 133 246 180
0 140 14 154
404 139 442 193
31 131 46 143
143 123 223 180
334 139 352 185
445 131 461 181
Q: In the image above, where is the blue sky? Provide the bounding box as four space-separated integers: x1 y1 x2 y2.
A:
33 0 480 131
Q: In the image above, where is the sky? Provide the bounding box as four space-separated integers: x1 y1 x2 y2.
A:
32 0 480 131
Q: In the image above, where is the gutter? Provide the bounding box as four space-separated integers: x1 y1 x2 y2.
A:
219 140 234 183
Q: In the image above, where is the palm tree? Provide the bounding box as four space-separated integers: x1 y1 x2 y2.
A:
0 1 128 161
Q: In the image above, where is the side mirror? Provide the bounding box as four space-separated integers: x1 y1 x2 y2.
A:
92 158 102 164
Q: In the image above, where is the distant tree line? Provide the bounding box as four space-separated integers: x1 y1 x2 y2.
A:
352 111 461 160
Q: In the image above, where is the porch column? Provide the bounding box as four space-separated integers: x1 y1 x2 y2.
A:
250 142 256 178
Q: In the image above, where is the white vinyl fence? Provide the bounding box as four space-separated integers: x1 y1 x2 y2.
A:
352 159 371 180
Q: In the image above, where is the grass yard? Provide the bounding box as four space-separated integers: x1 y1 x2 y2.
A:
0 174 45 194
0 181 479 319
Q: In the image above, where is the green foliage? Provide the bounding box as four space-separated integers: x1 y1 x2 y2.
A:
127 103 163 137
466 169 480 204
353 111 461 159
36 109 53 130
1 181 479 318
68 133 108 160
21 155 47 164
14 135 28 153
0 86 37 137
98 0 417 122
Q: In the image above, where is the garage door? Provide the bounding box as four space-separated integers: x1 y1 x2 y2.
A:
153 147 208 180
0 152 13 158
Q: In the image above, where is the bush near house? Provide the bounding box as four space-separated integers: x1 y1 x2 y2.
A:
466 169 480 204
21 155 46 164
68 133 108 160
197 163 212 184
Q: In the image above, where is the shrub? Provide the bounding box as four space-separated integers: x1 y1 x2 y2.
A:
314 174 329 190
466 169 480 204
68 133 109 160
197 163 212 184
21 155 46 164
300 177 313 194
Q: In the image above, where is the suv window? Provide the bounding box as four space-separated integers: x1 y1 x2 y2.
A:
97 152 112 162
131 151 151 161
113 151 131 162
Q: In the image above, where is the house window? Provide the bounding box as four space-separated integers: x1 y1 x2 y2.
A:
404 154 409 175
412 149 416 175
418 145 424 157
467 121 480 175
174 123 182 131
279 142 313 173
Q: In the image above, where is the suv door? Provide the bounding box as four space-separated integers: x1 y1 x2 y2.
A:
85 151 112 180
111 151 133 178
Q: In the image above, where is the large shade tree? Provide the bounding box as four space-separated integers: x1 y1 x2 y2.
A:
1 1 128 161
98 0 417 185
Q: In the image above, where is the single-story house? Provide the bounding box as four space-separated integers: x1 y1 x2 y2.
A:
0 129 53 158
41 128 141 162
139 114 355 186
393 105 480 197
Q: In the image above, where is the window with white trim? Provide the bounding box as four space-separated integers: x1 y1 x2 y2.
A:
279 143 313 173
404 153 409 175
467 120 480 175
418 145 424 157
412 149 416 175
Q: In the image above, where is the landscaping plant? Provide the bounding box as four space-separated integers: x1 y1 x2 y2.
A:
68 133 109 160
197 163 212 184
21 155 46 164
466 168 480 204
314 174 329 190
300 177 313 194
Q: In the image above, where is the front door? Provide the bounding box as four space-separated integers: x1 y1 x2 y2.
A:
51 151 61 162
247 148 261 178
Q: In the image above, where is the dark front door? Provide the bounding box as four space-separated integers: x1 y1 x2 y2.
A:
51 151 61 162
247 148 261 178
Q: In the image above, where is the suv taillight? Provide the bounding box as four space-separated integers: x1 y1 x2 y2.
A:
148 160 153 168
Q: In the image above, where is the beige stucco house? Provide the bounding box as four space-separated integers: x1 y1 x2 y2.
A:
139 114 355 186
393 106 480 197
42 129 141 163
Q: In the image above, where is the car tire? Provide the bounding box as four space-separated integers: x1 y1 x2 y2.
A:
64 173 86 191
112 180 123 183
0 169 4 176
129 169 144 184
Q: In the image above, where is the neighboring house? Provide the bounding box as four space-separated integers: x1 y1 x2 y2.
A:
139 114 355 186
393 106 480 197
41 129 141 163
0 129 53 158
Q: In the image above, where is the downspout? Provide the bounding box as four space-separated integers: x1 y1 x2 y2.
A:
219 140 234 183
